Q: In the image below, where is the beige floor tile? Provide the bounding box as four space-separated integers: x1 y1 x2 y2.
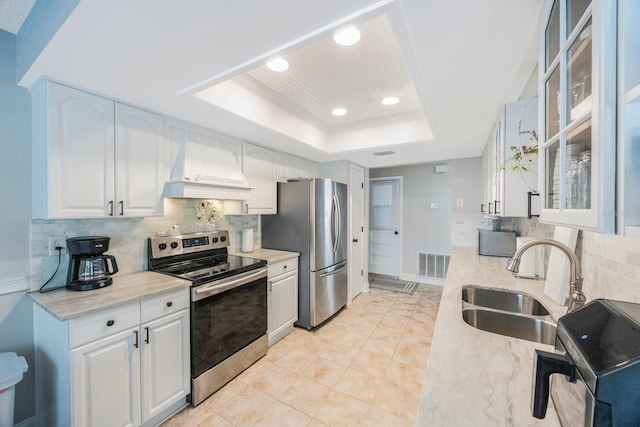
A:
162 405 215 427
313 389 370 426
201 379 247 412
279 376 332 417
384 359 425 391
361 337 398 359
355 407 413 427
369 324 404 343
393 341 430 369
320 341 361 366
350 349 391 378
308 419 328 427
303 356 347 387
215 386 277 425
249 363 301 397
256 399 312 426
370 379 420 422
398 331 432 347
334 367 382 403
234 357 273 384
196 412 234 427
274 348 319 374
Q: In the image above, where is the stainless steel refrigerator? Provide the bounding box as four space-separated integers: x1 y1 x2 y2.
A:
262 178 348 329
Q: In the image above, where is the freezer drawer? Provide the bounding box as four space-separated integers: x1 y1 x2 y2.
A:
308 260 348 328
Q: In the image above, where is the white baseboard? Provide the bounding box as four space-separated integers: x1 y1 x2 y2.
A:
399 273 445 287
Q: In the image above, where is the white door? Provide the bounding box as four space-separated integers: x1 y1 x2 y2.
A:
350 165 365 299
243 142 277 214
47 82 115 218
140 310 190 422
368 178 401 276
72 328 140 427
268 269 298 345
115 103 165 217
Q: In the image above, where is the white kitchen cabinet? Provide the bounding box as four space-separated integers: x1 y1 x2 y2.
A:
267 257 298 346
34 288 190 427
242 142 278 214
537 0 616 232
31 80 166 219
616 0 640 237
277 152 317 182
481 99 538 217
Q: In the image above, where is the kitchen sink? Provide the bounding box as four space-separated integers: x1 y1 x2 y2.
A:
461 285 556 345
461 308 556 345
462 285 550 316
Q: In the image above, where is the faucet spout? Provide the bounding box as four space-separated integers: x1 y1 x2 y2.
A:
506 238 585 313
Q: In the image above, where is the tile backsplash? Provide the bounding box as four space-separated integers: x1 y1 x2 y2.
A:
512 217 640 303
30 199 260 291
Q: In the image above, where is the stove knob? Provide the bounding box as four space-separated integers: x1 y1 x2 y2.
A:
170 242 179 249
212 237 219 243
220 236 227 242
158 243 167 250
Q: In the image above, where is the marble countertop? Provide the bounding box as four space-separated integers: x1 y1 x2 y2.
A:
416 247 563 426
29 271 191 321
233 248 300 264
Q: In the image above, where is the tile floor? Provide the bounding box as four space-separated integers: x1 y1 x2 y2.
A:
163 284 443 427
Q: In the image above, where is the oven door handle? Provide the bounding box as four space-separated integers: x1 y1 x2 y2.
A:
193 268 267 301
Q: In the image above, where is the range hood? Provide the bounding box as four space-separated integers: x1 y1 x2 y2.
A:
164 125 252 200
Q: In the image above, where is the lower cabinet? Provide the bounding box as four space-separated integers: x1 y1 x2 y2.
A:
267 257 298 346
34 288 190 427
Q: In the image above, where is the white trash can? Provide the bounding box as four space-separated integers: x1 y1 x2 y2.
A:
0 353 28 427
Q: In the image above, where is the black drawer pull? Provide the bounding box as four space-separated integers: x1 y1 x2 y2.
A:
166 301 173 307
106 320 115 327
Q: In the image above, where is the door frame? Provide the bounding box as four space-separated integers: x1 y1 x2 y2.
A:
349 164 366 302
368 176 403 278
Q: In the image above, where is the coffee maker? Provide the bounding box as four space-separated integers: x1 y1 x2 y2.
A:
66 236 119 291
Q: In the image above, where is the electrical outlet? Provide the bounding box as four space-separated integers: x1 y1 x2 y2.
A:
48 235 67 256
456 198 464 208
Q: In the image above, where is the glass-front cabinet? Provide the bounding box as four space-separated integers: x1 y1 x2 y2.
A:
538 0 617 232
617 0 640 236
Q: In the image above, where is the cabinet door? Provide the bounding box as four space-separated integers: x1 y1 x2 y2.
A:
243 142 277 214
115 103 166 217
43 82 115 218
268 270 298 345
140 309 190 422
277 152 298 182
72 328 140 427
297 158 316 179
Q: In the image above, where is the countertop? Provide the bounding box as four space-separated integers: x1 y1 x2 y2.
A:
416 247 563 426
233 248 300 264
29 271 191 321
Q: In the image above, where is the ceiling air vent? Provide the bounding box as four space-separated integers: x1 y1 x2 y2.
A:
373 150 395 156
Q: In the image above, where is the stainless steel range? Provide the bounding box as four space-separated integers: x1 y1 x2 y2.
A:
148 230 267 406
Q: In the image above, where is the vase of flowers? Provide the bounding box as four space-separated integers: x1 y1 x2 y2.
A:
194 200 221 229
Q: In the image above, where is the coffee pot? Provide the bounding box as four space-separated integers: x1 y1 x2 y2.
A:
66 236 119 291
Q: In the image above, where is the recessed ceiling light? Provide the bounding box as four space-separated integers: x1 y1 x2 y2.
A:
331 108 348 116
381 96 400 105
333 26 361 46
266 57 289 72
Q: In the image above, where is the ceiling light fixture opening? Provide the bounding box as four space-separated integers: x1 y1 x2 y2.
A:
266 57 289 72
381 96 400 105
333 26 361 46
373 150 395 156
331 107 348 116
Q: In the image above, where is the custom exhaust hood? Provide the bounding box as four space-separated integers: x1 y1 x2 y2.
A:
164 125 252 200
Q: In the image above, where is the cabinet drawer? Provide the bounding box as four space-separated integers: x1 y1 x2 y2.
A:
268 258 298 278
70 302 140 348
141 288 189 323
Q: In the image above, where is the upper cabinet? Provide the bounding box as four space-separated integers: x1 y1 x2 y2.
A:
617 0 640 236
537 0 617 232
32 81 166 219
242 142 278 214
277 152 317 182
481 99 539 217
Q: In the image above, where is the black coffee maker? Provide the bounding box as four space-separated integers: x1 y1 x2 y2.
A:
66 236 119 291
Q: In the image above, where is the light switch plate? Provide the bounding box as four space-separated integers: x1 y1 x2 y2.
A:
456 198 464 207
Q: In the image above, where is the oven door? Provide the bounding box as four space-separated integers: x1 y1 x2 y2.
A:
191 267 268 378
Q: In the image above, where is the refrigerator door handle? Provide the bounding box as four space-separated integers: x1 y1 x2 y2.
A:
331 194 339 253
335 194 342 253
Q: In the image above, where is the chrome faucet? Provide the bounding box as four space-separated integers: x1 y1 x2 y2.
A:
506 239 586 313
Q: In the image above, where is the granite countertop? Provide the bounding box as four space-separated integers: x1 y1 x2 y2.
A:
416 247 564 426
233 248 300 264
29 271 191 321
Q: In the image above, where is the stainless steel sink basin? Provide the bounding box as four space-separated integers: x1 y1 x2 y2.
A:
462 308 556 345
462 285 550 316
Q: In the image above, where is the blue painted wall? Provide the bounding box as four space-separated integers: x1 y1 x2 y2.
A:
0 28 35 424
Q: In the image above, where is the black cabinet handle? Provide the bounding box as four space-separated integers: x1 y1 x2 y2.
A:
106 320 115 327
480 204 486 214
488 203 494 214
144 327 149 344
494 200 501 214
133 330 139 349
119 201 124 216
108 201 114 217
166 301 173 307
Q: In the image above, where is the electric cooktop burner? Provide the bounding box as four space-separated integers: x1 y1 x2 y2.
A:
148 231 265 286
